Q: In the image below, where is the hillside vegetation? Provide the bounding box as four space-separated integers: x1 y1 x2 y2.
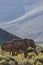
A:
0 46 43 65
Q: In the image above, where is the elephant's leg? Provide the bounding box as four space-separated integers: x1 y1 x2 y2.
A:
24 50 28 58
9 51 11 55
12 50 16 56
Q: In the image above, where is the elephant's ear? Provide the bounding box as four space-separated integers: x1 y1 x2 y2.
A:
24 39 27 40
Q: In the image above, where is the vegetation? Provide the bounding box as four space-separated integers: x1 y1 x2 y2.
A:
0 46 43 65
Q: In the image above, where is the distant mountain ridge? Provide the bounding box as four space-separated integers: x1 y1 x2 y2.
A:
0 28 21 45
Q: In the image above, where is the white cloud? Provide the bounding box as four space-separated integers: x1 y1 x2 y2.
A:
22 0 43 12
0 5 43 28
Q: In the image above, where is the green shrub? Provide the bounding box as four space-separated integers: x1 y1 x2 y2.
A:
27 47 35 52
28 52 36 59
36 46 43 53
9 61 15 65
36 61 42 65
37 57 43 63
9 60 18 65
23 61 33 65
0 59 9 65
2 56 10 62
0 55 11 62
34 54 43 64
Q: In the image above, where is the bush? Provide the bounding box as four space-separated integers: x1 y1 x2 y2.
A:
28 52 36 59
34 54 43 64
36 46 43 53
23 61 33 65
37 56 43 63
9 60 18 65
0 59 9 65
36 61 42 65
0 55 10 62
27 47 35 52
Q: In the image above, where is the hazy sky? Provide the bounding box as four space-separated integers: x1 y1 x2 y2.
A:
0 0 43 22
0 0 25 22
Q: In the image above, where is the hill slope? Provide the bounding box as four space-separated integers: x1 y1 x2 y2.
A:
0 28 21 44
